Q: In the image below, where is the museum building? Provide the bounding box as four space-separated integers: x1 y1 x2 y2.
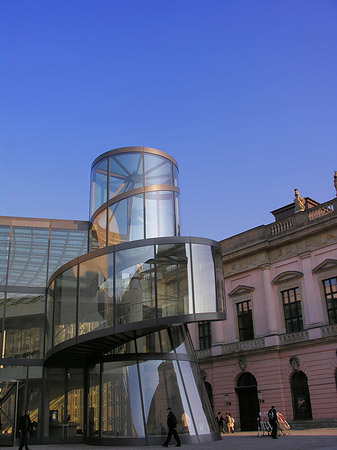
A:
0 147 226 447
192 183 337 431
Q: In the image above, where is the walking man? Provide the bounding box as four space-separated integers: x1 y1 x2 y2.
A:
162 407 181 447
268 405 278 439
18 409 35 450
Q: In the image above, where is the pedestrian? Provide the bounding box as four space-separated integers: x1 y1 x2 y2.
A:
162 407 181 447
227 413 235 433
18 409 35 450
268 405 278 439
216 412 225 433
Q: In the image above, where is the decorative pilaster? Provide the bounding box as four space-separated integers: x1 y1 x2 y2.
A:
262 265 279 335
300 252 324 327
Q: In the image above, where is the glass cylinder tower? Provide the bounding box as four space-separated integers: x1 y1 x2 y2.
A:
45 147 226 446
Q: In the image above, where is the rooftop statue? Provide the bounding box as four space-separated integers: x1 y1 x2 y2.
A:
334 171 337 196
294 188 306 212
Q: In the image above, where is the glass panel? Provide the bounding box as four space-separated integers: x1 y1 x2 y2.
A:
67 368 84 435
0 381 17 446
156 243 193 318
3 293 45 358
45 281 54 354
173 165 179 188
170 325 194 355
115 246 155 325
27 367 43 437
45 368 65 438
108 194 144 245
214 248 225 313
88 364 100 438
135 333 161 353
0 225 10 285
54 266 78 346
138 359 195 436
90 209 107 250
172 361 196 436
90 159 108 215
135 329 173 353
78 254 113 335
7 227 49 287
159 329 173 353
144 153 173 186
192 244 216 313
145 191 175 238
179 361 215 434
109 152 143 199
48 228 88 277
101 361 145 438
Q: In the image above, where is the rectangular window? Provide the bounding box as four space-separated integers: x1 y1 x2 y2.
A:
198 321 211 350
323 277 337 324
237 300 254 341
282 287 303 333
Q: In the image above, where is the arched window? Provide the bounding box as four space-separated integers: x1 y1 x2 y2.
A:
291 371 312 420
237 372 257 388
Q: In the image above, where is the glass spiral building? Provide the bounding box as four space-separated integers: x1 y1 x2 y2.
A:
0 147 226 446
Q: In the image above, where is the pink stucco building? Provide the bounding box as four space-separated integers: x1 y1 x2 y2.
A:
191 188 337 430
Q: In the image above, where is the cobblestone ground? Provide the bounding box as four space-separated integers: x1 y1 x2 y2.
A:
3 429 337 450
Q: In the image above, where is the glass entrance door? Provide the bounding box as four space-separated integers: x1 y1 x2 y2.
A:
0 381 18 447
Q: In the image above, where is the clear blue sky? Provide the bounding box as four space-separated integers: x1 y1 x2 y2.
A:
1 0 336 241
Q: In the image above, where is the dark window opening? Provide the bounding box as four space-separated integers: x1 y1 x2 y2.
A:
198 321 211 350
282 288 303 333
237 300 254 341
323 277 337 325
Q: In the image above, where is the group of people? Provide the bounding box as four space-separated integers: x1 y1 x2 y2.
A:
215 411 235 434
17 403 278 449
257 405 279 439
162 407 235 447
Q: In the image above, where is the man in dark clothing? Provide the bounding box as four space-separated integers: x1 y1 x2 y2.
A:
162 407 181 447
268 405 278 439
18 409 35 450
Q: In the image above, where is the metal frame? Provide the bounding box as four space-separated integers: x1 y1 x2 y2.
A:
91 147 178 171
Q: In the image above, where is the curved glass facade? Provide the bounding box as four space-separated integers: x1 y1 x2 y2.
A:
46 238 225 352
43 147 225 446
89 147 180 249
84 327 217 444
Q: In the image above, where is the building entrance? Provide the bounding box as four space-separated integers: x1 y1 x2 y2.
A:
0 381 18 447
45 368 84 444
236 373 259 431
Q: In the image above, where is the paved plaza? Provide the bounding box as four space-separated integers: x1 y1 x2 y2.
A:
2 429 337 450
